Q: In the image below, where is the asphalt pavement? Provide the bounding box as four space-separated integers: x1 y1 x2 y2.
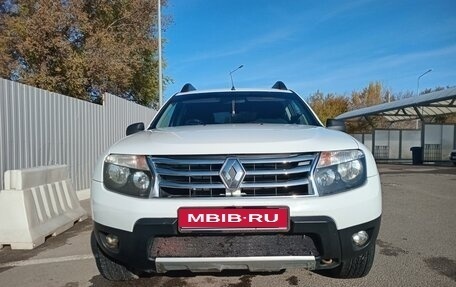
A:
0 164 455 287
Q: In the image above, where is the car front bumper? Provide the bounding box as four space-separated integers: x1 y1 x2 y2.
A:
92 215 381 273
91 172 381 273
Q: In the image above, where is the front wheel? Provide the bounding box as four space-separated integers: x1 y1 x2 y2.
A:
91 232 137 281
319 244 375 278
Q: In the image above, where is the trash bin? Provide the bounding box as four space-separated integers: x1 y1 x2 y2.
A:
410 146 423 165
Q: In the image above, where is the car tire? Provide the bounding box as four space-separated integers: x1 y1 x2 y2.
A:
320 244 375 278
91 232 137 281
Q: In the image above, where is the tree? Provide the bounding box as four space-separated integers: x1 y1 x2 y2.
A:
0 0 169 106
421 86 446 95
307 91 349 124
308 82 456 132
350 82 385 109
346 82 391 133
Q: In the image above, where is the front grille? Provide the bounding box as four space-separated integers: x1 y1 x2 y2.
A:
148 153 317 198
150 235 319 258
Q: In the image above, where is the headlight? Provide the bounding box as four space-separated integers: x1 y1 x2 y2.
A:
313 150 366 196
103 154 154 198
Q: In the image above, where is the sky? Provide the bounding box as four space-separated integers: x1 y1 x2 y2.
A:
162 0 456 100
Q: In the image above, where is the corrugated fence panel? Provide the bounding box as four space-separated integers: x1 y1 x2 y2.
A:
0 80 4 187
0 78 156 191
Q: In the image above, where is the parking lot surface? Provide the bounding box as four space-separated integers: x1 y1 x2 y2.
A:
0 164 455 287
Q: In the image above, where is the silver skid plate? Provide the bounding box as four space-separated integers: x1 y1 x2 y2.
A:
155 256 316 273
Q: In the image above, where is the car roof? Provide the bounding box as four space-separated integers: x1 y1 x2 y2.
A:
174 88 293 97
173 81 294 97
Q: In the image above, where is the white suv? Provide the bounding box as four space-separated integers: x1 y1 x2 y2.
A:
90 82 382 281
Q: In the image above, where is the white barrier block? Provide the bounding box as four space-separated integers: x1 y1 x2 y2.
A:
0 165 87 249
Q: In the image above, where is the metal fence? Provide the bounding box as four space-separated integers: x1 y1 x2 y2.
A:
423 124 456 161
353 124 456 162
0 78 156 191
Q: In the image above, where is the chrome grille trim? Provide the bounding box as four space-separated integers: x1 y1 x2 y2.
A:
246 165 311 176
155 168 219 177
241 178 309 188
160 181 226 189
240 154 314 164
159 178 309 189
148 153 317 198
151 158 225 165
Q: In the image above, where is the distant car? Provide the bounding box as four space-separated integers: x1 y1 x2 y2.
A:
450 149 456 165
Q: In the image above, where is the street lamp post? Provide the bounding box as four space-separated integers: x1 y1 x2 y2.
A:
158 0 163 108
230 65 244 90
415 68 432 129
416 69 432 96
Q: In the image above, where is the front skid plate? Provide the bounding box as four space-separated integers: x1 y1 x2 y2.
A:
155 256 316 273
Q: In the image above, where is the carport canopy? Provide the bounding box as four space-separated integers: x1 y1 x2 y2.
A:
335 87 456 122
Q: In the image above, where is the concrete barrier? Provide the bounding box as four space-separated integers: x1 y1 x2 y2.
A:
76 189 91 201
0 165 87 249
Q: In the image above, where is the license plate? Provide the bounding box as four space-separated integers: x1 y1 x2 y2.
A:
178 207 289 232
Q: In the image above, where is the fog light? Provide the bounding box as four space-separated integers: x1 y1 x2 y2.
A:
352 230 369 246
105 234 119 249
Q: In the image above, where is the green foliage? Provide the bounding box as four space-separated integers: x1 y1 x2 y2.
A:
347 82 389 133
350 82 390 108
0 0 170 106
308 82 392 133
307 91 349 124
421 86 446 95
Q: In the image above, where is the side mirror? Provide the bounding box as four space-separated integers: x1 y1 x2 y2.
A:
326 119 346 132
126 122 145 136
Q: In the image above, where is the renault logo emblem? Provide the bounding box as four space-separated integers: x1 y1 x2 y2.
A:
220 158 246 191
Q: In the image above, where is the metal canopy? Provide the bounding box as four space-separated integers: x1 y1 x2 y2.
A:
336 87 456 122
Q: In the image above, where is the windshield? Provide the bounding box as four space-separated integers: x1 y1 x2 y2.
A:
151 91 321 129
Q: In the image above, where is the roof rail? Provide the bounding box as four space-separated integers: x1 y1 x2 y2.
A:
180 83 196 93
272 81 288 90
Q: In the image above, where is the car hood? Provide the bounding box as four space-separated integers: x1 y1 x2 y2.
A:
108 124 359 155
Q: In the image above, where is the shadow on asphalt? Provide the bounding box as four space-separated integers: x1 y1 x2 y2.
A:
378 164 456 175
0 218 93 267
88 270 285 287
